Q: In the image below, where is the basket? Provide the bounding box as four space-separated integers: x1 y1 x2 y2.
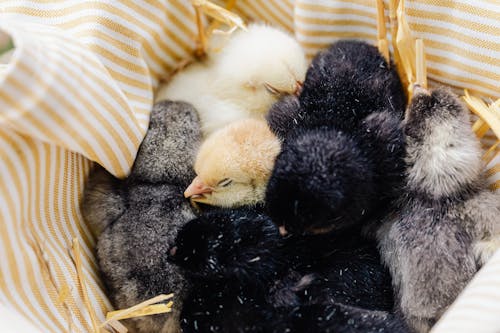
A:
0 0 498 332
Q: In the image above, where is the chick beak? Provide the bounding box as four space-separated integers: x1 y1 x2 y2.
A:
412 84 430 96
293 80 303 96
279 226 288 236
184 176 213 198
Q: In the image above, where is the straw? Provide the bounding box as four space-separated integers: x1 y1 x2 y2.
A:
483 140 500 165
472 118 491 139
376 0 390 64
105 320 128 333
100 294 174 332
415 39 427 89
106 303 173 321
192 0 246 31
463 91 500 140
485 163 500 178
207 0 238 37
192 0 246 58
71 238 100 333
388 0 401 71
395 0 416 98
194 4 208 58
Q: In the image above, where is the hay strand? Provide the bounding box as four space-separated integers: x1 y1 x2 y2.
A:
463 91 500 139
192 0 246 32
101 294 174 330
105 302 173 321
106 320 128 333
207 0 238 37
472 118 491 139
483 140 500 165
191 0 245 58
71 238 100 333
194 4 208 58
376 0 390 64
415 39 427 89
388 0 401 70
395 0 416 98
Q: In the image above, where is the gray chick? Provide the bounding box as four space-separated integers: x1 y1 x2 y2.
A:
377 87 500 333
81 101 201 333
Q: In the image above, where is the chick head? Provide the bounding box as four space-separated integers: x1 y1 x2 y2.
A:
184 119 281 208
404 86 483 199
265 128 376 236
213 23 307 115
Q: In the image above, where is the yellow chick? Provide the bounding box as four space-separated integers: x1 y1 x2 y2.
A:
184 119 281 207
156 23 307 137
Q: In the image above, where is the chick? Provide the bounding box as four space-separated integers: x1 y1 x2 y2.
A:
297 40 405 132
82 101 201 333
184 119 281 208
267 40 405 138
169 208 405 333
265 127 375 235
156 23 307 137
264 40 406 236
377 87 500 333
266 110 405 236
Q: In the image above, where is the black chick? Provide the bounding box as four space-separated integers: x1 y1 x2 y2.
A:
265 40 406 236
265 127 376 235
266 41 405 138
169 209 404 333
82 101 201 333
299 40 405 132
266 110 405 236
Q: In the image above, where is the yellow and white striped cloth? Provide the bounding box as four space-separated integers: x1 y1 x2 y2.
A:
0 1 498 332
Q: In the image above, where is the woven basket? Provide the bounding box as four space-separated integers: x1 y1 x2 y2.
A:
0 1 498 332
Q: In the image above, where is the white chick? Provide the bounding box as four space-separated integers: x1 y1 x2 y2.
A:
156 23 307 137
184 118 281 207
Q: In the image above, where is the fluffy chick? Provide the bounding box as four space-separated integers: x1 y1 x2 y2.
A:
298 40 405 132
169 209 405 333
267 40 405 139
82 101 201 333
377 87 500 333
156 23 307 137
265 127 376 235
184 119 281 208
266 110 405 236
264 40 406 236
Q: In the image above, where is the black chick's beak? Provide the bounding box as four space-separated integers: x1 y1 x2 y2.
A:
167 246 178 263
294 80 303 96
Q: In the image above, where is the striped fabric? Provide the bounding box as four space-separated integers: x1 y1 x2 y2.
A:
0 1 498 332
293 0 500 99
0 1 197 332
432 250 500 333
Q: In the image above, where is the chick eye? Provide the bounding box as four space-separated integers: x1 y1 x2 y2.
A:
217 178 233 187
264 83 281 96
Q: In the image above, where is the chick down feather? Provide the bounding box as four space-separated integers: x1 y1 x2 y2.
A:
83 101 201 333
